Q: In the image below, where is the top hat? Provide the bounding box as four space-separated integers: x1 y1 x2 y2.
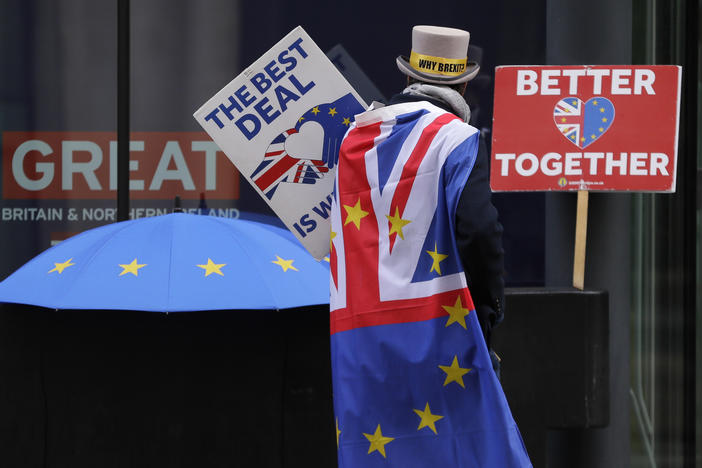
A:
396 25 480 85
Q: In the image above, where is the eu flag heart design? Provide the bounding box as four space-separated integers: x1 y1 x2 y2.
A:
553 97 615 149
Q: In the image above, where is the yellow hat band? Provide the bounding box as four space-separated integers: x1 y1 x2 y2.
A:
409 51 468 77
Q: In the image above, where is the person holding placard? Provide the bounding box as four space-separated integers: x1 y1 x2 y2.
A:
328 25 531 466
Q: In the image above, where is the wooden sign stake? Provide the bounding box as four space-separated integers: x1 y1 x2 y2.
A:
573 190 589 290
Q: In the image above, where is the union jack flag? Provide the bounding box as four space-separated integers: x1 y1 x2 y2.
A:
250 128 329 199
330 101 531 467
554 97 584 146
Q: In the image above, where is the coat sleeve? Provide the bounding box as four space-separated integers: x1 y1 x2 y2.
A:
455 133 505 348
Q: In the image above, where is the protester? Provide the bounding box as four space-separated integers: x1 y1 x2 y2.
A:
328 25 532 466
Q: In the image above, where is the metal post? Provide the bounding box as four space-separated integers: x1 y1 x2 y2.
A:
117 0 130 221
681 0 698 465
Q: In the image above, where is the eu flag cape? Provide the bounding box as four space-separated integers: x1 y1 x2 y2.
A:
329 101 531 467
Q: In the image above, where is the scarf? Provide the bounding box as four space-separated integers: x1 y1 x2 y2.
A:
401 83 471 123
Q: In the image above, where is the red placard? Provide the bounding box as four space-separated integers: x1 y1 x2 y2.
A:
490 65 681 192
2 132 239 200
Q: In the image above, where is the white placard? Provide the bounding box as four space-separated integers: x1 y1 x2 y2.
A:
194 26 367 259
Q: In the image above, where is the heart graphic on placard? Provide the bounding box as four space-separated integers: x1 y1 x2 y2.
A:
553 97 615 149
249 92 365 200
285 121 324 161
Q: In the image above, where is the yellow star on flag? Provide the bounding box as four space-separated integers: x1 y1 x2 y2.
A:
298 116 305 123
443 296 470 329
328 107 337 116
571 100 577 106
413 403 444 434
386 206 411 240
197 258 225 276
602 117 608 122
560 117 566 123
438 355 471 388
48 258 75 274
599 127 604 132
336 418 341 448
330 230 337 250
590 134 596 139
363 424 394 458
599 107 605 113
343 198 369 230
426 243 448 275
592 100 599 105
342 117 351 126
311 106 320 115
119 258 146 276
272 256 298 272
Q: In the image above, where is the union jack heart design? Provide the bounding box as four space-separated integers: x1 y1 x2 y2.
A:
553 96 615 149
250 92 364 200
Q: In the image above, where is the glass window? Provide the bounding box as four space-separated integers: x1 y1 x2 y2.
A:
0 1 117 279
129 1 243 221
697 1 701 463
630 0 700 466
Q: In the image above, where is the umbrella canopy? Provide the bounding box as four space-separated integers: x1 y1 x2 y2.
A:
0 213 330 312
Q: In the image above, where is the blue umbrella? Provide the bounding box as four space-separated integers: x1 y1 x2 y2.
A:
0 213 330 312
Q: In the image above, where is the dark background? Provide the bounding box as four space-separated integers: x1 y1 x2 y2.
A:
0 304 337 467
